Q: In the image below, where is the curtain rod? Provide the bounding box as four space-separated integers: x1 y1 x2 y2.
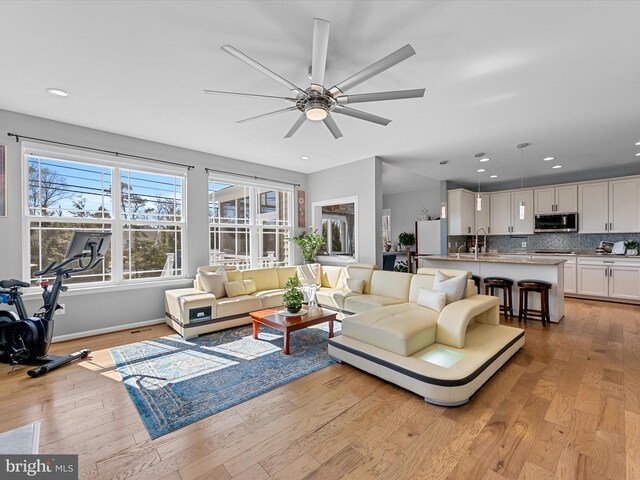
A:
7 133 195 170
205 167 300 187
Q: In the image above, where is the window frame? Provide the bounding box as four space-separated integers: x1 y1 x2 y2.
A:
208 175 294 269
21 141 188 290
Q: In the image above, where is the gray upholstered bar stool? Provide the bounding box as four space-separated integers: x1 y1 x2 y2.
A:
517 279 552 327
483 276 514 320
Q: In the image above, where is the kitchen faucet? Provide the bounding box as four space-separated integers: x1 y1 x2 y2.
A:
456 244 465 258
475 227 487 260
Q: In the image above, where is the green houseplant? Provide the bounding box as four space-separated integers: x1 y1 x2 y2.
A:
624 240 638 256
398 232 415 250
282 276 304 313
288 226 325 262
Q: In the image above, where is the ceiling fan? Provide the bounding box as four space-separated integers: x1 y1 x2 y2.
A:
204 18 426 139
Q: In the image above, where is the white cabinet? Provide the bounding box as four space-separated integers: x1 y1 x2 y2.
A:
579 177 640 234
489 190 533 235
577 257 640 300
535 185 578 214
448 189 475 235
564 261 577 294
609 177 640 233
579 182 609 233
475 193 491 233
511 190 534 234
490 192 511 235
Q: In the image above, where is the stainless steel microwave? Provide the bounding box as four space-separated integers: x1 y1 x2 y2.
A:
534 213 578 232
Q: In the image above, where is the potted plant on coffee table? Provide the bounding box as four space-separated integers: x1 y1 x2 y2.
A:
282 277 304 314
287 226 325 263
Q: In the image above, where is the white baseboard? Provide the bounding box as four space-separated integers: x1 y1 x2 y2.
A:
52 318 165 343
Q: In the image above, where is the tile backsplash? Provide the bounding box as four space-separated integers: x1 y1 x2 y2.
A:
448 233 640 253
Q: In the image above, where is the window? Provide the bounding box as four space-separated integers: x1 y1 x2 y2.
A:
320 203 355 256
209 178 292 269
24 144 186 286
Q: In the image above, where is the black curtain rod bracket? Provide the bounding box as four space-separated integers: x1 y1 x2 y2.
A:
7 133 195 170
205 167 300 187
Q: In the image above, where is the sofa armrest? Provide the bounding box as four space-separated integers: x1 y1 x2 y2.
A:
165 288 218 326
435 294 499 348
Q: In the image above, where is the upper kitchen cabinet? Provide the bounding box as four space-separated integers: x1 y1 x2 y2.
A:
489 190 534 235
579 177 640 233
609 177 640 233
448 189 475 235
579 181 609 233
534 184 577 214
475 193 491 233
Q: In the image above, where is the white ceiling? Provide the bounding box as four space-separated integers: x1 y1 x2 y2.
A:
1 1 640 189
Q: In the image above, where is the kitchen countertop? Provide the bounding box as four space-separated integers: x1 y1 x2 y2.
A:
426 255 566 265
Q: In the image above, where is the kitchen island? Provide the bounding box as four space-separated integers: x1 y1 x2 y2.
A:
422 254 565 323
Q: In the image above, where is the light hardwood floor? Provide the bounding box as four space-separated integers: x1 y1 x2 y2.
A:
0 297 638 480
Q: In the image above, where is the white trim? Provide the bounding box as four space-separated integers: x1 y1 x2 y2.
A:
52 318 165 343
208 173 295 192
21 275 192 299
312 195 359 262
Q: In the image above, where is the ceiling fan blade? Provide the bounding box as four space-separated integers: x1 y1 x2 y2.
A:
284 114 307 138
323 114 343 139
221 45 304 94
328 44 416 96
336 88 425 105
333 106 391 126
311 18 330 91
236 106 298 124
204 90 298 102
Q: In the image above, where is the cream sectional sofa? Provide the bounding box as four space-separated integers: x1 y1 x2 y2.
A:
327 267 525 406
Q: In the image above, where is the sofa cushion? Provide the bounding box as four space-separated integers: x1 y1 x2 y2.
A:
224 281 247 298
343 294 404 313
277 267 299 288
432 270 467 304
344 278 365 293
242 268 280 291
198 267 228 298
316 287 356 310
216 295 262 318
345 265 375 294
253 289 287 309
243 279 257 294
369 270 412 301
417 288 447 312
320 265 345 289
226 270 243 282
341 303 438 356
297 263 322 286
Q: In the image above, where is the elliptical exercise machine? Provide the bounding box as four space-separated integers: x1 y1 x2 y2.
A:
0 231 112 377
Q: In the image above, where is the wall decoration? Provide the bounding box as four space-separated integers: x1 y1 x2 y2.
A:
0 145 6 217
297 190 305 228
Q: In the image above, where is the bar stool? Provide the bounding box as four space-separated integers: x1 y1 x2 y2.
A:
471 275 481 294
483 277 514 320
517 279 551 327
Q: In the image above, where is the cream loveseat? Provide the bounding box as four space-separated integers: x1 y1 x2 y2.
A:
327 267 525 406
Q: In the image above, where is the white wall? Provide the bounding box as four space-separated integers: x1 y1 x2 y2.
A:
382 187 441 247
0 109 306 337
307 157 383 266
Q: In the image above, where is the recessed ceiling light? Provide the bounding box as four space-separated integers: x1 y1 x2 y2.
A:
552 165 563 169
300 156 310 160
490 174 499 179
635 152 640 157
635 142 640 146
543 156 555 161
45 88 70 97
479 157 490 162
477 168 486 173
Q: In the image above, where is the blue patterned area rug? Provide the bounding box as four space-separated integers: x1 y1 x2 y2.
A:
109 323 339 439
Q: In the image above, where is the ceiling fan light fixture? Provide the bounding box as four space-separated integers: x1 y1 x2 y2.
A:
305 106 328 121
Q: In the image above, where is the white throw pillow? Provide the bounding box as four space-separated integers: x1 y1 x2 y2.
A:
242 279 257 295
224 280 247 298
343 277 365 294
416 288 448 312
432 270 467 304
199 267 228 298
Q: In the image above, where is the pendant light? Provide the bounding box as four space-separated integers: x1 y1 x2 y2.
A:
517 143 529 220
474 152 485 212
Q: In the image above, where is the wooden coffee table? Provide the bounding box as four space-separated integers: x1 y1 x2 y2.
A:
249 306 336 355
